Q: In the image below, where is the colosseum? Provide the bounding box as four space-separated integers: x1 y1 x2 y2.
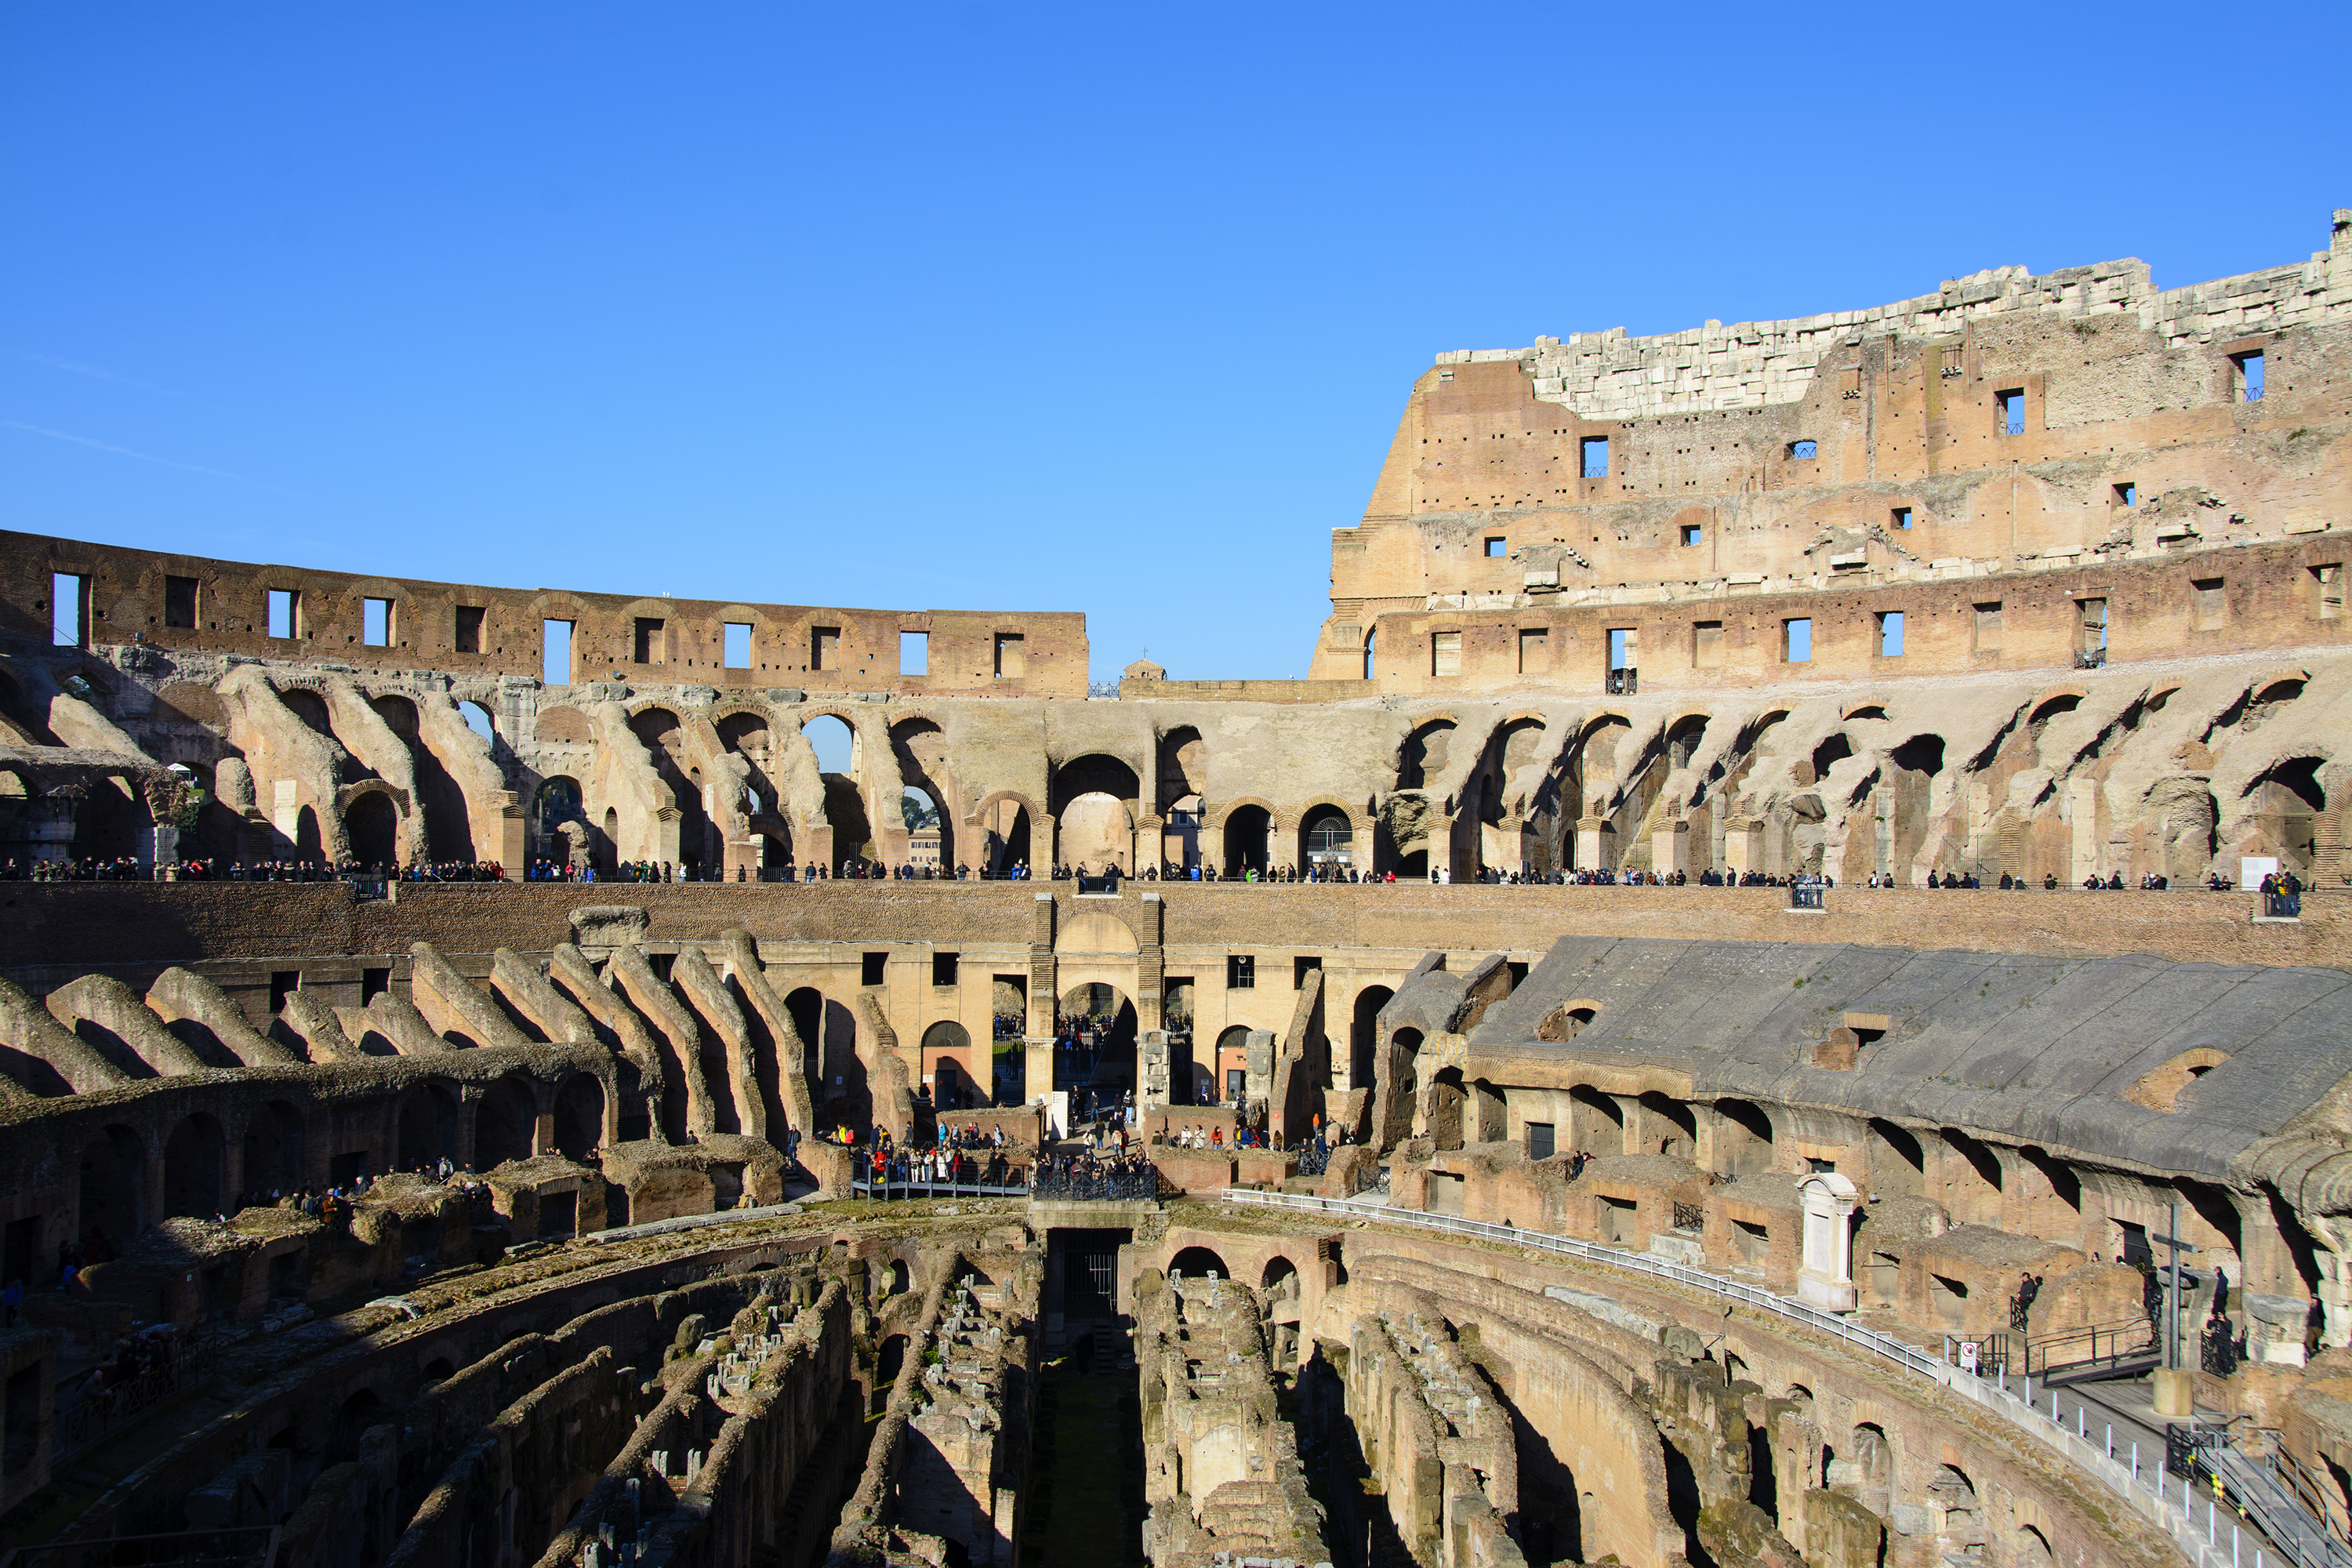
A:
0 210 2348 1568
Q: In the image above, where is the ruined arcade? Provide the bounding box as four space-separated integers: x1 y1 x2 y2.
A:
0 213 2349 1568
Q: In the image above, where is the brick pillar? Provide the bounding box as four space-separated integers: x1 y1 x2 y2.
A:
1135 893 1164 1031
1025 893 1056 1101
497 790 526 873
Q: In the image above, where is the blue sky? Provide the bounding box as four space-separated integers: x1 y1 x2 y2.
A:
5 4 2347 688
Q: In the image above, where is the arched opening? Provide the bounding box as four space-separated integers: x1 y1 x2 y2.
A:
335 1388 389 1462
1058 984 1138 1114
1398 720 1455 790
294 803 324 862
1867 1118 1926 1199
1349 985 1394 1091
920 1021 976 1109
1221 804 1272 876
600 806 620 869
1714 1098 1775 1176
345 790 400 869
1057 793 1134 874
457 701 495 743
1299 804 1355 873
1210 1025 1251 1109
1261 1256 1300 1300
1428 1066 1467 1149
397 1083 461 1172
162 1112 226 1218
552 1075 604 1160
475 1075 539 1168
532 776 586 866
1639 1091 1697 1159
78 1125 145 1247
802 716 870 869
877 1332 909 1407
630 707 710 875
717 711 778 818
241 1100 306 1199
889 719 956 871
1569 1084 1623 1156
787 986 861 1126
1168 1245 1230 1280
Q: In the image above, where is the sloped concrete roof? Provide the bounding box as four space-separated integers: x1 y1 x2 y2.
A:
1472 937 2352 1179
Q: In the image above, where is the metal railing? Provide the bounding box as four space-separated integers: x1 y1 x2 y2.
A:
2016 1317 2159 1380
1030 1162 1161 1202
1789 882 1825 910
1606 668 1639 695
47 1334 207 1467
1214 1187 2328 1568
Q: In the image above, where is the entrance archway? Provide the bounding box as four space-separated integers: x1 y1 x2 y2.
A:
346 791 398 869
1169 1245 1230 1280
1213 1025 1250 1108
1349 985 1394 1091
78 1125 145 1245
1056 982 1138 1117
475 1075 538 1167
920 1021 976 1109
162 1112 227 1218
1221 804 1272 876
397 1083 461 1171
553 1074 604 1160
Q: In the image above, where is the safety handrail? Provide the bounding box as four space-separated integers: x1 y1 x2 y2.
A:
1216 1187 2333 1568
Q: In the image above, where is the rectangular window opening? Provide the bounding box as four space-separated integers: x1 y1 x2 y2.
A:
862 952 888 987
1430 630 1461 677
1606 627 1634 671
993 632 1025 679
267 589 298 641
1679 524 1702 546
453 604 484 654
1889 506 1912 531
363 597 393 648
2077 597 2108 666
1483 536 1506 558
1877 610 1904 659
2234 350 2264 401
898 630 927 675
1525 1121 1555 1161
932 951 959 987
542 619 575 686
1226 954 1254 989
1997 388 2026 436
1294 955 1322 989
269 971 299 1015
1517 627 1548 673
633 617 665 665
1973 601 2003 652
2193 577 2227 630
2313 564 2343 620
165 575 199 630
1580 436 1610 478
1692 620 1722 669
810 625 840 672
724 622 753 670
1783 617 1813 663
361 967 390 1004
2114 482 2136 508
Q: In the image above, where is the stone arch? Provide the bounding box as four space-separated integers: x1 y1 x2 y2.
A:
397 1082 463 1171
339 780 405 869
1537 1000 1599 1041
1348 984 1395 1091
889 717 956 868
1168 1244 1230 1279
553 1073 605 1159
1397 717 1458 790
967 789 1041 875
1296 797 1359 872
78 1123 146 1244
920 1021 977 1108
475 1074 539 1168
2126 1047 2230 1112
1215 798 1277 875
1055 909 1139 956
242 1099 307 1194
162 1111 227 1218
535 706 593 745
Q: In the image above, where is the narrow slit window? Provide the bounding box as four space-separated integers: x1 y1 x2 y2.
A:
1361 628 1377 681
1784 617 1813 662
267 589 298 641
51 572 86 647
543 619 574 685
363 597 393 647
1877 610 1904 658
1580 437 1610 478
724 622 753 670
899 630 928 675
1997 388 2026 436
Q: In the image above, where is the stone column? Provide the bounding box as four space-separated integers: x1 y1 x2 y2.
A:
1134 893 1164 1031
1025 893 1057 1102
1650 818 1687 878
1723 817 1763 880
1573 817 1614 873
1798 1172 1860 1312
498 790 527 871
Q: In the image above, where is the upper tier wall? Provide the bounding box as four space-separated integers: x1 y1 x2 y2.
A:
0 530 1087 699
